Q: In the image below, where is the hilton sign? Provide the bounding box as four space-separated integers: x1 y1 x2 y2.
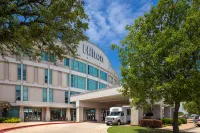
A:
83 44 104 63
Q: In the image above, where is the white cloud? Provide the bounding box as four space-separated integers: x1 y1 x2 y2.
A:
84 0 154 50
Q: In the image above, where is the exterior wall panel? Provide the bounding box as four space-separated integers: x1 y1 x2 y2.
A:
38 67 45 85
9 63 17 82
53 89 64 103
0 84 15 102
29 87 42 102
52 70 58 86
27 65 34 83
62 72 67 88
0 62 5 80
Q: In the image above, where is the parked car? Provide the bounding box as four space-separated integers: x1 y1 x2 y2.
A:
193 115 200 126
189 114 198 119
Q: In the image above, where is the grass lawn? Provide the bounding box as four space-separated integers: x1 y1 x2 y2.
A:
107 126 173 133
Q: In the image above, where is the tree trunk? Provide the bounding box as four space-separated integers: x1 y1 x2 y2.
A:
173 101 180 133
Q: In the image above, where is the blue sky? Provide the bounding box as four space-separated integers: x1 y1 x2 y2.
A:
84 0 158 77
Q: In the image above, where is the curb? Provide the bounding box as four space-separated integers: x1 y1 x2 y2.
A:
0 122 79 133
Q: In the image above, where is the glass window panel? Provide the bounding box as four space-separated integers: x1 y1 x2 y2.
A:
49 88 53 102
15 85 21 101
49 69 52 84
65 91 68 103
43 88 47 102
17 64 21 80
100 70 107 81
64 58 70 66
23 64 26 81
87 79 98 91
23 86 28 101
45 69 48 83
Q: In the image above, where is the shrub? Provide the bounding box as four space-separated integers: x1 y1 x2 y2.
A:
3 117 20 123
178 112 184 116
179 118 187 124
161 118 173 125
178 119 183 125
0 117 7 123
140 119 162 128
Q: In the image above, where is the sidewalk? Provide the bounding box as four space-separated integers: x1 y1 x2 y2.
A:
161 119 195 131
0 121 75 131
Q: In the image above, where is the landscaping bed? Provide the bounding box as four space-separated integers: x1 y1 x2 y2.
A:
0 117 20 123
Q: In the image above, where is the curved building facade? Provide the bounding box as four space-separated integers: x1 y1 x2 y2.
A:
0 41 119 121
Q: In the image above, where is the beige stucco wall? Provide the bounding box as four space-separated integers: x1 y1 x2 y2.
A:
26 65 34 83
28 87 42 102
0 62 5 80
61 72 67 88
52 70 58 86
38 67 44 85
0 84 15 102
9 63 17 81
53 89 64 103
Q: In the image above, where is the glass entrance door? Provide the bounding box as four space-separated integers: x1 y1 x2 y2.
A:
70 109 76 121
86 109 95 121
50 108 61 121
24 108 42 121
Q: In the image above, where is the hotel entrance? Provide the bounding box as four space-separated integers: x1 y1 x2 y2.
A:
86 109 95 121
24 108 42 121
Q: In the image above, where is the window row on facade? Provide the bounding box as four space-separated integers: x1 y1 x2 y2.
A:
15 85 79 104
42 52 112 82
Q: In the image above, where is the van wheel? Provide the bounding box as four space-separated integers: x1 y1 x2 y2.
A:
117 120 121 125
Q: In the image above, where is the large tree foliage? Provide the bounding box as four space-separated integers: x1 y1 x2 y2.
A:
0 0 88 60
183 101 200 114
0 101 11 112
112 0 200 133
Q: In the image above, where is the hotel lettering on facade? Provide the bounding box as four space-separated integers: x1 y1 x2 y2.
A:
0 41 119 122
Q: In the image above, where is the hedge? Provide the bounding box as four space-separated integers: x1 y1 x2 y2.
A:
0 117 20 123
140 119 162 128
161 118 184 125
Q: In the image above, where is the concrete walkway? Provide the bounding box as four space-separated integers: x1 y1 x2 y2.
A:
1 122 109 133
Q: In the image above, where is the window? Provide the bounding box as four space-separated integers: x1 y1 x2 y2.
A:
67 73 70 87
127 109 131 115
49 88 53 102
42 52 56 62
43 88 47 102
71 59 86 73
88 65 99 77
64 58 70 66
49 69 52 84
87 79 98 91
100 70 107 81
17 64 21 80
99 82 107 89
23 64 26 80
70 91 80 96
23 86 28 101
65 91 69 103
15 85 21 101
45 69 48 83
71 74 86 89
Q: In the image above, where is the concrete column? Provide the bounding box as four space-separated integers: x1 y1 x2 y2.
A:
131 106 143 125
45 107 50 121
42 108 46 121
20 106 24 122
164 107 172 118
95 108 101 122
66 108 71 121
153 104 162 119
76 107 83 122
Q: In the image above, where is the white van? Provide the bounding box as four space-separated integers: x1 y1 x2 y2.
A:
105 106 131 125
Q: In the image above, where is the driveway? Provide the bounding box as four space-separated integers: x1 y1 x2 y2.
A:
187 127 200 133
5 122 109 133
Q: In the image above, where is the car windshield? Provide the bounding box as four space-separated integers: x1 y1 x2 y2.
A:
195 116 199 119
109 112 121 116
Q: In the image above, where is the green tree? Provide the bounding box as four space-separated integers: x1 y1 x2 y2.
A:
183 101 200 115
112 0 200 133
0 101 11 112
0 0 88 60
